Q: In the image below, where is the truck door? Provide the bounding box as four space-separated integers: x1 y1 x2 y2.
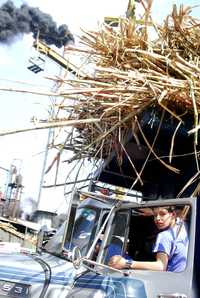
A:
125 198 197 298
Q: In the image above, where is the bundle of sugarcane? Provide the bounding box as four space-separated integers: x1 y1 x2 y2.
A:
54 2 200 162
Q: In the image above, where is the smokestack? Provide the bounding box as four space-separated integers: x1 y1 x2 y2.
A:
0 1 74 47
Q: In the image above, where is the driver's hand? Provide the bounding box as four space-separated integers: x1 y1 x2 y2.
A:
108 255 126 269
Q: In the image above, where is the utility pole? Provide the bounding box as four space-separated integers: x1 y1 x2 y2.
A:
36 43 76 211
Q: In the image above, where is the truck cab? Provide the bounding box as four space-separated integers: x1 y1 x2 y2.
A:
0 186 199 297
46 185 200 297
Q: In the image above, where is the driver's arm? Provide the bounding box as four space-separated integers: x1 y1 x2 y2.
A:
108 252 168 271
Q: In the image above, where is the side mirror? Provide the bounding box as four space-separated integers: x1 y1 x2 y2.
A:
36 225 48 253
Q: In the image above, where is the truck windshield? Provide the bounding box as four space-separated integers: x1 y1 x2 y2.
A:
64 207 97 256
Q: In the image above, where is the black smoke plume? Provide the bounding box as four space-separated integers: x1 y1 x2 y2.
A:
0 1 74 47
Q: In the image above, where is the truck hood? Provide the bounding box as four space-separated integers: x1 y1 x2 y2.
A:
0 252 149 298
0 252 75 297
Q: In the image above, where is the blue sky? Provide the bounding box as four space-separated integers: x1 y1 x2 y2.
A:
0 0 199 213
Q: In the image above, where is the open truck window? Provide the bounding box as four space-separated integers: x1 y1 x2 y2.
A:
101 204 190 273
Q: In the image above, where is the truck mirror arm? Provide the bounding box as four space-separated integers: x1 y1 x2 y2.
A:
81 257 131 277
71 245 130 276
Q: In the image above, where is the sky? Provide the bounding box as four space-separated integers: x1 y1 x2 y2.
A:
0 0 199 214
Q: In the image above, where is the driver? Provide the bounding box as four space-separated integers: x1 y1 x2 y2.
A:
108 206 188 272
